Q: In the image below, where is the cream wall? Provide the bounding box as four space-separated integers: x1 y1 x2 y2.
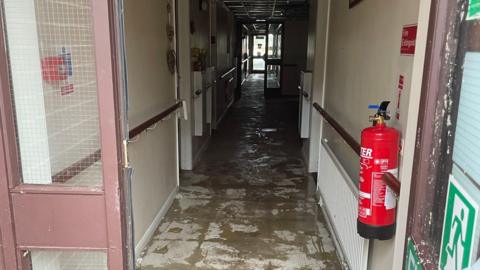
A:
323 0 420 181
124 0 179 250
316 0 422 269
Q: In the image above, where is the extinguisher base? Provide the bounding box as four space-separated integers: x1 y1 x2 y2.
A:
357 220 395 240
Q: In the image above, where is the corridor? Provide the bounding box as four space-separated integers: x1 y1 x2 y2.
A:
136 75 342 269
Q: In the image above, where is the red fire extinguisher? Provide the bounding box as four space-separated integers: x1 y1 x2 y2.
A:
357 101 400 240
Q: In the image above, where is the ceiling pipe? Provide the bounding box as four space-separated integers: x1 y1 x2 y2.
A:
270 0 277 19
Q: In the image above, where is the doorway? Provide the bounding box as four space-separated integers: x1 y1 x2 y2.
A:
0 0 129 269
243 22 284 98
252 35 266 73
264 23 284 98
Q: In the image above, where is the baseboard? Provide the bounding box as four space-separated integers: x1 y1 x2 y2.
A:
135 186 179 257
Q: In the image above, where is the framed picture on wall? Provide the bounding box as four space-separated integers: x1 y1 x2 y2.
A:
349 0 363 8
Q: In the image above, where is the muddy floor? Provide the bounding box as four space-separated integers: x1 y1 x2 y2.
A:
136 74 343 270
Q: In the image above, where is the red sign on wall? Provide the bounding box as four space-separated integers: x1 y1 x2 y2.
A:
400 25 418 55
396 75 405 120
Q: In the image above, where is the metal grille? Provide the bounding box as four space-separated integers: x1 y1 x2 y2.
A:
223 0 309 21
31 250 107 270
3 0 102 186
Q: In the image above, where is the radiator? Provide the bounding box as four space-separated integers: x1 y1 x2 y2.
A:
318 142 369 270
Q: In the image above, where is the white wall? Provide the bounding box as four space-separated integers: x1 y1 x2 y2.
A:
124 0 179 253
304 0 330 173
323 0 420 181
312 0 426 269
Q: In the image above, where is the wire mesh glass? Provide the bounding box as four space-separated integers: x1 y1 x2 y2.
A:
2 0 103 187
31 250 107 270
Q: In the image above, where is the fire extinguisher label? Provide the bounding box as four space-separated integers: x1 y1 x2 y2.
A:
358 191 372 218
385 168 398 210
372 172 386 207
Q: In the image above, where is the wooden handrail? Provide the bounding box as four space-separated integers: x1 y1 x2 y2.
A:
129 101 183 139
313 102 401 196
313 102 361 155
383 172 401 197
220 67 237 79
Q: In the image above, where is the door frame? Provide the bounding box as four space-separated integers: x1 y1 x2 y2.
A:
264 22 284 98
0 0 129 269
391 0 456 268
251 34 267 74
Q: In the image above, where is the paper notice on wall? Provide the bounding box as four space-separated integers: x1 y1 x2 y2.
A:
60 47 74 96
467 0 480 20
61 84 74 96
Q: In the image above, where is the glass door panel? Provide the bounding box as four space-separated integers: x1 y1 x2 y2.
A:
252 35 266 72
30 250 107 270
264 23 283 97
266 65 281 89
3 0 103 187
0 0 128 269
267 24 283 60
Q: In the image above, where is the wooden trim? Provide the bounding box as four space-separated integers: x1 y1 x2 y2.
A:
93 0 127 268
383 172 401 196
349 0 363 8
128 101 183 139
313 102 361 155
405 0 463 268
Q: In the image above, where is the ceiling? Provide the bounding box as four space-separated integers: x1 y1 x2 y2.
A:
222 0 309 21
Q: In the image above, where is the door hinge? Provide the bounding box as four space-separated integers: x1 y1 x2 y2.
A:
122 140 129 168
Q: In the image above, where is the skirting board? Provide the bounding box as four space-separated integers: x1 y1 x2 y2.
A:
135 186 179 258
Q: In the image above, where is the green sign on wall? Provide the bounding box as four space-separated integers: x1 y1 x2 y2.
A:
439 174 479 270
405 238 423 270
467 0 480 20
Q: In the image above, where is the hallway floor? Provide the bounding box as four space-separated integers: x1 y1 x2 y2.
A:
137 74 342 270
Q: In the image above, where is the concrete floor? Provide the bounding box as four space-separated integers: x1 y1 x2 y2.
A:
137 74 343 270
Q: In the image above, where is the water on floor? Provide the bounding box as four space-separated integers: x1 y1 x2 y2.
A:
136 74 342 270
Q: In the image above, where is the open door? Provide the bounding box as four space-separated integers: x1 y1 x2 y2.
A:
264 23 283 98
0 1 129 269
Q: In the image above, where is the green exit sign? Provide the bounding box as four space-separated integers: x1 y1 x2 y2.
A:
439 173 480 270
467 0 480 20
